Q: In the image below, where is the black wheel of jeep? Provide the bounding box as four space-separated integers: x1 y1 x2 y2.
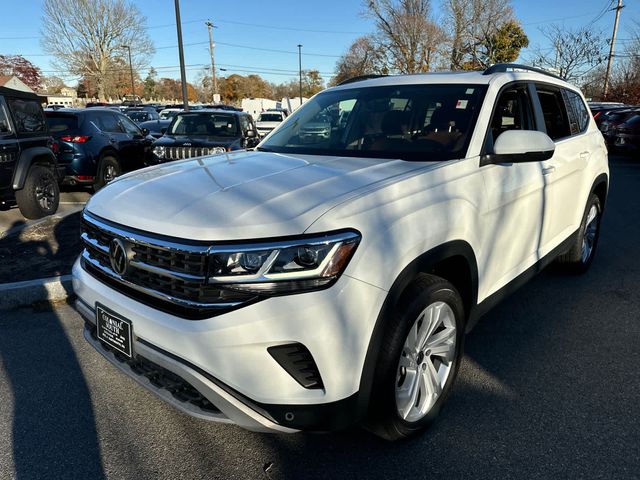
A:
555 193 602 274
365 274 465 441
15 164 60 219
94 155 121 191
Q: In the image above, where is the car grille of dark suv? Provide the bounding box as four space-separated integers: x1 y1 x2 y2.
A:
80 212 258 319
162 147 215 160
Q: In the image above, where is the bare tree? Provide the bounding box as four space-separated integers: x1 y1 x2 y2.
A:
331 36 387 85
41 0 154 99
532 24 606 82
365 0 447 74
446 0 516 69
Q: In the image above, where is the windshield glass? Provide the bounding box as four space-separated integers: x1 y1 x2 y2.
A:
257 113 283 122
168 113 238 136
46 114 78 135
259 84 487 161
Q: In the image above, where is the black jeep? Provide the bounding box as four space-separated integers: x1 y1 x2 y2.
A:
0 87 61 219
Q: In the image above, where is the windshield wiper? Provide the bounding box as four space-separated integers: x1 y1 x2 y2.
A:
256 146 272 152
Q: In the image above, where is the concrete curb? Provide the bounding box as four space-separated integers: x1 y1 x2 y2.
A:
0 275 73 311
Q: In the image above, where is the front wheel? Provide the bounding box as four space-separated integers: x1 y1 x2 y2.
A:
15 164 60 219
366 274 465 441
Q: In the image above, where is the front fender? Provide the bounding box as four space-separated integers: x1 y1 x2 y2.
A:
12 147 57 190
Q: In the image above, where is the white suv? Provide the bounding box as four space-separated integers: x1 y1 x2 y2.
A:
73 64 608 440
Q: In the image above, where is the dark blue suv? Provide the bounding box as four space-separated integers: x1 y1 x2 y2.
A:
45 108 154 190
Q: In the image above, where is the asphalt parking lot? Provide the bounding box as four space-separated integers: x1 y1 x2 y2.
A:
0 188 91 238
0 156 639 480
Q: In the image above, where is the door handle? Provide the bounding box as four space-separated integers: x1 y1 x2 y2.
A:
542 166 556 175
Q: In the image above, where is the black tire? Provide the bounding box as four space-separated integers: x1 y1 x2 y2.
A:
15 164 60 219
93 155 121 191
555 193 602 274
365 274 465 441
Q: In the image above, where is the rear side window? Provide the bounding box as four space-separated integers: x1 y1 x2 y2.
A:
6 98 46 134
535 86 571 140
92 112 122 133
46 114 78 135
563 89 590 134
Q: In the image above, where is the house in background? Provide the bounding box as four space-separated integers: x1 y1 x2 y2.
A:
0 75 34 93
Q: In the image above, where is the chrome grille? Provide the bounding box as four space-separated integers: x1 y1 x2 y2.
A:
163 146 213 160
80 213 256 319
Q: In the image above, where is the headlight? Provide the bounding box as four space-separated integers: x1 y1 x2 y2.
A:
211 147 226 154
153 146 166 157
208 230 361 295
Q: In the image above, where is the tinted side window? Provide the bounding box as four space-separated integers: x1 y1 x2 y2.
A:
92 112 122 133
0 100 12 134
119 115 142 135
535 86 571 140
6 98 45 134
239 116 250 133
489 85 534 146
563 89 590 135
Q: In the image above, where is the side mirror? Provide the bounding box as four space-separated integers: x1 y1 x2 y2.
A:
246 129 257 138
481 130 555 166
141 128 150 136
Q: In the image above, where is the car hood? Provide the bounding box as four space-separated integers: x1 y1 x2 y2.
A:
86 150 439 240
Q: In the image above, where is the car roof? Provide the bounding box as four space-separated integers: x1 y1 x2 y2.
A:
176 109 243 116
328 69 579 93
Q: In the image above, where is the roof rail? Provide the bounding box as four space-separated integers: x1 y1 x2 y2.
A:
483 63 564 81
337 74 387 86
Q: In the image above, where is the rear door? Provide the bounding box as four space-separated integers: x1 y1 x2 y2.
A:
0 97 19 194
532 84 593 252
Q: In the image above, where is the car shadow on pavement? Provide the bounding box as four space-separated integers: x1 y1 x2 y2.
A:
0 213 105 478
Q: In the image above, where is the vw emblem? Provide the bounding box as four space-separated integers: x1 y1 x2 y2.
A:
109 238 129 276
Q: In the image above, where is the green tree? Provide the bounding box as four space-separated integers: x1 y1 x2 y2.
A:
486 21 529 64
142 67 157 99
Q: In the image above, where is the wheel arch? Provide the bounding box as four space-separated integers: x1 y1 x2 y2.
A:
590 173 608 212
12 147 57 190
355 240 478 420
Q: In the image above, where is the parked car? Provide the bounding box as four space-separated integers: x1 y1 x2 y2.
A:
46 104 67 111
203 104 243 112
590 105 631 128
73 64 608 441
0 86 60 219
138 119 172 139
149 109 259 163
159 108 181 120
255 110 286 138
124 107 160 124
299 113 331 142
86 102 112 108
598 108 640 144
613 114 640 153
45 108 154 190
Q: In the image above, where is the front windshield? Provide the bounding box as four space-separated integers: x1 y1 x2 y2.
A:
259 84 487 161
168 113 238 136
257 113 283 122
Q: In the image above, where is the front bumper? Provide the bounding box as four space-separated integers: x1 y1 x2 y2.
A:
72 257 387 432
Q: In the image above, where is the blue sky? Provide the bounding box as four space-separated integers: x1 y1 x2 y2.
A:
0 0 638 86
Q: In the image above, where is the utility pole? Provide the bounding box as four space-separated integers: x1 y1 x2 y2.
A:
119 45 135 100
174 0 189 111
603 0 624 99
206 20 218 102
297 44 303 109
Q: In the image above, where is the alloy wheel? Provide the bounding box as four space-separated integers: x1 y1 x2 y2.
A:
395 301 457 423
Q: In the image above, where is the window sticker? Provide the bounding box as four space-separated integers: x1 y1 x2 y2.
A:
456 99 469 109
465 88 475 95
